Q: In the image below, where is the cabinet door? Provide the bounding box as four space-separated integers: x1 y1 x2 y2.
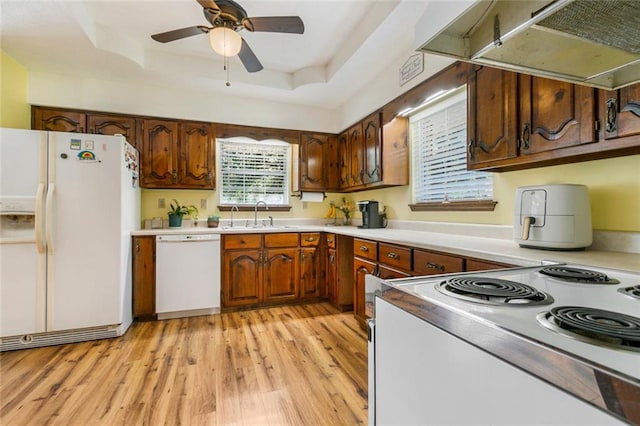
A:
326 247 338 304
467 66 518 169
32 107 85 132
338 131 351 189
601 83 640 141
362 111 382 185
378 265 411 280
141 119 179 188
519 75 596 154
300 247 321 298
348 122 365 187
263 248 299 303
179 121 215 189
354 257 376 327
87 114 140 149
222 249 262 307
299 133 330 191
132 236 155 319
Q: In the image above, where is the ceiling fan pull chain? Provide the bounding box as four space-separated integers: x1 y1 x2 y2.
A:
225 55 231 87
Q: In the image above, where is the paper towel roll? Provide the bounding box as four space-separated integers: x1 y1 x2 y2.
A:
300 192 325 202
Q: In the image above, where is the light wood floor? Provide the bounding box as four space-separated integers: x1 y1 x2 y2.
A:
0 303 368 425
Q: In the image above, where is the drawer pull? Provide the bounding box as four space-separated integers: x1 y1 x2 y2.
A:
386 252 399 259
359 246 369 252
305 237 316 242
426 262 445 272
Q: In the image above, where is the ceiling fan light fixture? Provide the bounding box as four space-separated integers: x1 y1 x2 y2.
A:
209 26 242 57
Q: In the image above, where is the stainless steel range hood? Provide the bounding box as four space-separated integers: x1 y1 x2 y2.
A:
418 0 640 90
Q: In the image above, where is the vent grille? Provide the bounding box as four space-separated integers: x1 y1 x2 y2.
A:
537 1 640 54
0 326 122 352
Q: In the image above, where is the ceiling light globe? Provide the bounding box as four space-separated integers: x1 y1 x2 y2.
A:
209 27 242 57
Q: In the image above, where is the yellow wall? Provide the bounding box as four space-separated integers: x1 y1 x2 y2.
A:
4 50 638 232
0 51 30 129
356 155 640 232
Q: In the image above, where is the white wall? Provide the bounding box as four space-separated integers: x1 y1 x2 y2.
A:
27 71 340 132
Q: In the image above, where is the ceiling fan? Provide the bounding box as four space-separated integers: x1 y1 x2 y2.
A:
151 0 304 73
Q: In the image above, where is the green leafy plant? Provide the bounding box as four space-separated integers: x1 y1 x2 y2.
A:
168 199 199 218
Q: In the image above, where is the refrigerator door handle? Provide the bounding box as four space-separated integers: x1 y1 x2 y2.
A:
45 183 55 254
35 183 46 253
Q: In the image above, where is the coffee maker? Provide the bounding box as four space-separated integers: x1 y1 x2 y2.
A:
357 200 385 229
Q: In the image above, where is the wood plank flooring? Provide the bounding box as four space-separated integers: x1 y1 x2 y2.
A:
0 303 368 425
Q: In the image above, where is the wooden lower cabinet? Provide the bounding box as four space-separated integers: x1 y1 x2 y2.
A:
300 232 322 298
222 249 262 307
132 236 156 319
354 257 376 328
264 247 299 302
466 258 514 271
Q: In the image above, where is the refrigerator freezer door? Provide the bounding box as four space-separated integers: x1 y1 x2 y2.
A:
0 128 47 337
47 132 127 331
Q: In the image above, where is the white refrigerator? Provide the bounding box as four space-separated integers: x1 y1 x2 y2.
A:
0 128 140 351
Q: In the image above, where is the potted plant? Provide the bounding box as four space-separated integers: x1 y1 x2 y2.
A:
207 215 220 228
167 199 198 228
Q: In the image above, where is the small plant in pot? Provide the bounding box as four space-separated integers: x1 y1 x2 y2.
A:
207 215 220 228
167 199 198 228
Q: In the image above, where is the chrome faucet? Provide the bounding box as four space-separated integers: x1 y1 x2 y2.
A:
230 204 239 228
254 200 268 226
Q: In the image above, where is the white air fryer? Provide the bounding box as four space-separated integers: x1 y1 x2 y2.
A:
514 184 592 250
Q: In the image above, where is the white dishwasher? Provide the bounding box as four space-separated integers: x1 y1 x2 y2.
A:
155 234 221 319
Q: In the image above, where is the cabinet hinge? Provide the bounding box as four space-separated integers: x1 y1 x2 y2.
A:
594 119 600 132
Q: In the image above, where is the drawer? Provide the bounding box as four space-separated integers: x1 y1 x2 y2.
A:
300 232 321 247
264 232 299 248
354 238 377 261
223 234 262 250
466 258 513 271
378 265 412 279
413 249 464 275
325 233 336 249
378 243 411 271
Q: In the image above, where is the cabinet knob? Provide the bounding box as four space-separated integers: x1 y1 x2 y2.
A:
386 252 399 259
359 246 369 252
172 170 178 183
305 236 316 242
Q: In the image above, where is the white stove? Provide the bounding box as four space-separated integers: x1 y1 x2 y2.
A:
369 262 640 425
390 263 640 380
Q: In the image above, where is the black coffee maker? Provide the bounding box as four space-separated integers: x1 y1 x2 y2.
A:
357 200 385 229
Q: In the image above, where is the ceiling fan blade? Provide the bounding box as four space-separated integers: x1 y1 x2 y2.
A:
243 16 304 34
238 39 263 73
196 0 220 13
151 26 209 43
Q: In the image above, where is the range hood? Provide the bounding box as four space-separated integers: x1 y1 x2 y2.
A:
418 0 640 90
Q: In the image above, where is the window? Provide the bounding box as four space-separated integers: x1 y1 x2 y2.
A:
218 138 291 205
410 86 495 211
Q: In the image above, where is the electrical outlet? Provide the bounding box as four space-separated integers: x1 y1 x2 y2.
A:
200 199 207 209
158 198 166 208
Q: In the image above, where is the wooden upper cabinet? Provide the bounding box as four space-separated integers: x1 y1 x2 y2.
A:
87 114 140 149
179 121 215 189
140 119 215 189
468 66 518 169
299 132 337 191
601 82 640 141
362 111 382 185
348 123 365 188
141 119 179 188
32 107 85 132
338 131 351 189
519 75 596 155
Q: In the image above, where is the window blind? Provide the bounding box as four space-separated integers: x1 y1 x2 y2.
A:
411 87 493 203
219 139 290 205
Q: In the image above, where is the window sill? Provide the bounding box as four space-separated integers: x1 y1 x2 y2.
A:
409 200 497 212
218 205 292 212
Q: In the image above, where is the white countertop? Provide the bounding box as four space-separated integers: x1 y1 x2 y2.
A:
132 222 640 273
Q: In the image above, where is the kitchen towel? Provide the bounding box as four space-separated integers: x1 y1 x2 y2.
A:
300 192 325 202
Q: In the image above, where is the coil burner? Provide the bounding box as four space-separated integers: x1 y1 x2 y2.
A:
436 277 553 306
538 306 640 351
619 285 640 300
539 266 620 284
